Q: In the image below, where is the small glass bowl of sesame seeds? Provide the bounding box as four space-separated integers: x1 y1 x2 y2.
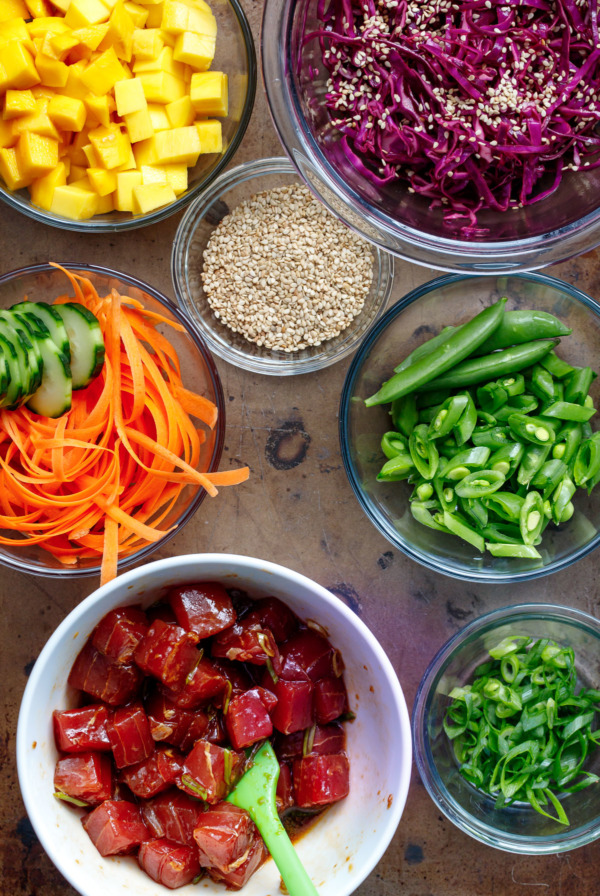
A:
171 156 393 374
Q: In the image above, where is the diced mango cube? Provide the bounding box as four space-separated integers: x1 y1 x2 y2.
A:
0 117 16 146
147 102 169 129
140 162 165 183
47 29 80 60
68 162 87 180
99 1 135 61
82 141 98 164
131 26 163 59
195 116 221 153
67 127 92 165
36 53 69 88
0 17 34 50
123 1 148 27
87 164 116 193
11 107 58 138
51 0 71 12
16 129 58 179
71 23 110 52
28 158 67 209
132 133 156 165
138 69 184 103
160 0 188 34
26 16 66 37
3 88 36 118
114 74 145 114
47 94 86 130
189 70 226 116
132 180 175 213
81 45 129 95
89 121 131 167
165 94 193 128
152 123 199 164
4 41 40 90
133 45 185 79
162 161 186 193
0 144 29 188
83 91 113 126
59 59 89 99
50 180 99 218
65 0 111 30
0 0 29 22
143 2 164 28
123 105 152 141
114 166 141 209
25 0 54 19
173 30 214 70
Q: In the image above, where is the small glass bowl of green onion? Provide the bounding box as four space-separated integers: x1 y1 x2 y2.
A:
413 603 600 854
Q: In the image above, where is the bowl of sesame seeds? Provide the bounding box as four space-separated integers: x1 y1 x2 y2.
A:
262 0 600 273
171 156 393 374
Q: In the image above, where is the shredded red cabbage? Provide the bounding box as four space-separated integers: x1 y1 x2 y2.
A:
308 0 600 231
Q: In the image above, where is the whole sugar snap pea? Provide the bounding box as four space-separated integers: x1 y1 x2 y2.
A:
472 309 572 354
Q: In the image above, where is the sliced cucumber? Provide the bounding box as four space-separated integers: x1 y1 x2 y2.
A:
52 302 105 389
0 317 42 408
0 338 12 406
26 336 72 418
0 331 25 409
10 301 71 360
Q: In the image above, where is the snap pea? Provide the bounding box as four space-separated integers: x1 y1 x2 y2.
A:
376 453 414 481
564 366 595 406
411 501 450 532
573 433 600 488
541 401 596 423
539 351 575 379
531 459 568 499
489 442 525 477
381 431 408 459
393 326 457 374
439 446 491 480
365 298 508 406
495 397 538 421
473 309 572 354
416 389 452 409
428 394 469 439
555 423 583 466
552 476 577 524
520 491 546 545
481 491 524 523
443 510 485 552
471 426 511 448
517 444 551 486
497 373 525 398
528 364 555 402
433 476 457 512
455 469 506 498
480 522 526 544
486 543 542 559
391 393 418 438
419 339 559 392
454 392 478 446
409 424 439 479
508 413 556 446
477 382 508 415
460 497 489 528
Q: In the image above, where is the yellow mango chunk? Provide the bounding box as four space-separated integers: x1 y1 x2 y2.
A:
162 160 186 193
143 2 164 28
4 41 40 90
50 180 99 217
189 70 226 116
81 45 129 95
114 166 141 209
68 162 87 180
72 23 110 52
147 101 169 129
0 0 28 22
11 107 58 138
83 91 114 125
87 164 116 193
152 123 199 164
0 144 29 188
132 179 175 212
160 0 188 34
3 87 36 118
24 0 53 18
133 45 185 79
99 1 135 61
140 161 165 183
95 188 114 211
16 128 58 178
0 117 16 146
28 157 67 208
59 59 90 100
131 26 163 59
114 74 145 114
0 17 34 50
89 121 130 167
36 53 69 88
195 116 221 153
47 29 80 60
123 105 152 141
82 141 98 164
123 2 148 27
67 127 92 165
173 30 214 70
138 69 184 103
165 94 193 128
47 93 86 130
65 0 111 30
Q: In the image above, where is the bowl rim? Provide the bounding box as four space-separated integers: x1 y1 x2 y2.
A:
261 0 600 272
339 270 600 583
411 601 600 854
0 0 257 233
16 551 413 896
171 155 394 374
0 262 225 578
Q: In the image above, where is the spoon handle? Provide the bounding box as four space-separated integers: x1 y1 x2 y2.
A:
253 808 320 896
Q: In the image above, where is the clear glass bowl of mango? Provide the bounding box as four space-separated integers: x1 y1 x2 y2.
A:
0 0 256 229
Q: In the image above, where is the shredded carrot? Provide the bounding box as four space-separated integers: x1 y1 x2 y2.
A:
0 264 249 583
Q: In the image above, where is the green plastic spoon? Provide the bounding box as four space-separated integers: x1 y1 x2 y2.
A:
226 740 319 896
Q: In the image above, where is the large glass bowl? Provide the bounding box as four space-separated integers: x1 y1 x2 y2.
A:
0 263 225 577
339 272 600 583
172 156 393 375
261 0 600 273
412 603 600 854
0 0 256 232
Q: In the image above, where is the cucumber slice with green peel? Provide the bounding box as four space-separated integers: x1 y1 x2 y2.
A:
9 312 46 393
52 302 105 389
26 336 72 418
0 317 43 407
10 301 71 360
0 341 10 404
0 331 25 409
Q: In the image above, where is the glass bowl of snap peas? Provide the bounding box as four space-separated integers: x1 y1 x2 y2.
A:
339 272 600 582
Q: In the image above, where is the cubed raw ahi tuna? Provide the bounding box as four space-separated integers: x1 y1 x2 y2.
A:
133 619 200 690
162 657 227 709
180 740 243 803
53 705 112 753
243 597 298 643
225 687 276 750
68 641 142 705
192 802 262 874
268 678 314 734
279 629 334 681
120 747 182 799
211 620 282 673
138 838 201 889
54 752 113 805
142 789 204 847
293 753 350 808
314 676 348 724
91 606 149 664
82 799 150 855
108 702 155 768
168 582 236 638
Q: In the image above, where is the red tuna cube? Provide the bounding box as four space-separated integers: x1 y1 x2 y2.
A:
279 629 334 681
244 597 298 644
211 620 281 673
293 753 350 808
91 606 149 664
82 799 150 855
108 702 154 768
225 688 275 751
54 752 113 805
275 722 346 761
168 582 236 638
163 657 227 709
53 705 111 753
314 676 348 724
138 838 201 889
134 619 200 690
179 739 243 803
142 789 204 847
268 679 313 734
210 836 267 890
120 746 183 799
193 802 259 874
68 640 142 705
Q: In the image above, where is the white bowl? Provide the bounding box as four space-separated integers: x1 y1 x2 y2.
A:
17 553 411 896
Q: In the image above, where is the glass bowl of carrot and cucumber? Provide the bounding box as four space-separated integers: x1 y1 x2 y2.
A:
340 271 600 582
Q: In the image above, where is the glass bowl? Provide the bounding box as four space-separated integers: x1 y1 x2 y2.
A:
0 0 256 232
0 262 225 577
17 552 412 896
412 603 600 854
171 156 394 374
261 0 600 273
339 271 600 583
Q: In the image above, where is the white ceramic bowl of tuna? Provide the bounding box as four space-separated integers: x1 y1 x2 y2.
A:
17 553 411 896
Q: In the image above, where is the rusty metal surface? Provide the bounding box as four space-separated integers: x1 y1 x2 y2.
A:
1 2 600 893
